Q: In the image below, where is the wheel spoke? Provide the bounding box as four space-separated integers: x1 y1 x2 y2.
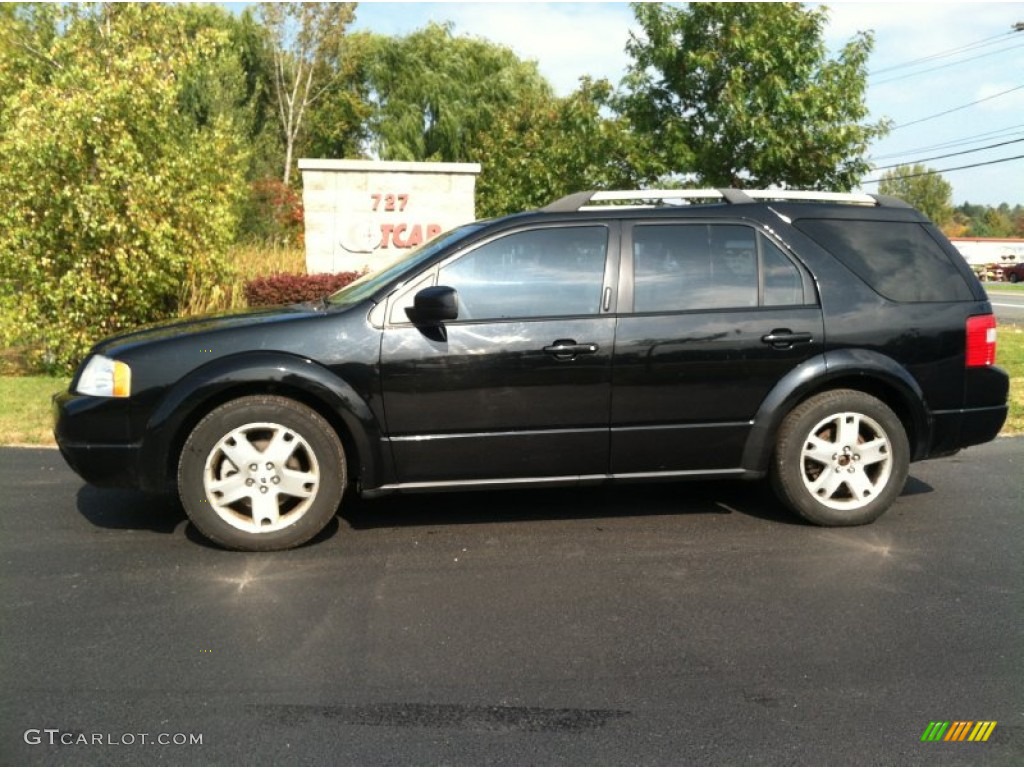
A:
857 437 890 466
250 490 281 528
803 434 837 465
276 468 317 499
218 430 262 472
208 471 251 506
846 466 876 500
263 428 299 467
837 413 861 447
808 465 845 499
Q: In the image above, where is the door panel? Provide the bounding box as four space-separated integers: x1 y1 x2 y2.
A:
382 318 614 482
611 308 823 472
611 221 823 474
380 223 618 485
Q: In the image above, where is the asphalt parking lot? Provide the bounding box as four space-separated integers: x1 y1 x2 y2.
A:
1 441 1020 766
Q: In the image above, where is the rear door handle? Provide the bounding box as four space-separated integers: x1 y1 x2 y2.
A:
543 339 599 360
761 329 813 349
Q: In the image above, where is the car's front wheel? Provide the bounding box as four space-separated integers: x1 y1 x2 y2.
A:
178 396 346 550
770 389 909 526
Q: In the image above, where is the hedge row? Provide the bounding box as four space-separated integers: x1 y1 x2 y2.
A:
243 272 363 307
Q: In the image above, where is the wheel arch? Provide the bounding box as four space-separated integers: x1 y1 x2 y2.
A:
741 349 932 473
138 352 389 493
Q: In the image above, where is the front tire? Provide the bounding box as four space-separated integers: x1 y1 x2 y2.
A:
178 396 346 550
770 390 909 526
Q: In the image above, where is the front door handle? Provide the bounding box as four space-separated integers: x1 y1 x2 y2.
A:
543 339 599 360
761 329 813 349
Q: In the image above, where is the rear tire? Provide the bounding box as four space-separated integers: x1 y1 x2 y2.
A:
178 396 346 551
770 390 909 526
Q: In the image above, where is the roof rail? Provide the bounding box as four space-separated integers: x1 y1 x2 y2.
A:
743 190 877 205
541 188 883 212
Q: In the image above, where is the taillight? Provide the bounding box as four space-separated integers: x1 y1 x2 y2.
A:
965 314 997 367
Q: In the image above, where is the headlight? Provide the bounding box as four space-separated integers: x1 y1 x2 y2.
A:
76 355 132 398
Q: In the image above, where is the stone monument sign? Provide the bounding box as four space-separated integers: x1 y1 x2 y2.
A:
298 158 481 275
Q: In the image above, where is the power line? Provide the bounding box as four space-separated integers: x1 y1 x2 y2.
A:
869 123 1024 161
871 40 1024 86
871 137 1024 171
870 29 1018 76
890 84 1024 130
862 153 1024 184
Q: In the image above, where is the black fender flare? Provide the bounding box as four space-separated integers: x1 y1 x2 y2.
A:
137 351 388 492
741 349 932 473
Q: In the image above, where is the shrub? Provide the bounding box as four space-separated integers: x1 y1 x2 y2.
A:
238 177 305 247
243 272 363 307
0 6 247 374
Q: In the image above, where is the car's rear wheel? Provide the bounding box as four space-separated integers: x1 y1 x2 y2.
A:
178 396 346 550
1009 272 1020 284
770 389 909 526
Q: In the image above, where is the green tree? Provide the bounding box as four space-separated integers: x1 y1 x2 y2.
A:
178 6 281 166
258 2 359 184
982 207 1014 238
621 2 888 189
299 28 372 162
1012 205 1024 238
955 203 1022 238
877 164 953 226
0 4 59 107
473 78 654 217
362 23 551 163
0 4 247 372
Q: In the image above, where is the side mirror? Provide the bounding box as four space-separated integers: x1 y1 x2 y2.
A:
405 285 459 325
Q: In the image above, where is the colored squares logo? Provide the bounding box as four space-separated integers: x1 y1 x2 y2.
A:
921 721 997 742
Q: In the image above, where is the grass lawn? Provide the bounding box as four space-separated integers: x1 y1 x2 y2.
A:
1 326 1021 446
999 323 1024 434
0 376 70 445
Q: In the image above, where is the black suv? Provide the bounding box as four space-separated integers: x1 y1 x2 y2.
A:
54 189 1009 550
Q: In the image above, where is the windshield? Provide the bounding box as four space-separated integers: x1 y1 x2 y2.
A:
325 224 485 308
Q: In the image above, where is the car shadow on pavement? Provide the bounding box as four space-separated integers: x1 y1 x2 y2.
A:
178 516 343 551
74 483 340 550
339 478 802 531
72 474 936 544
76 485 185 534
900 475 934 497
339 472 935 532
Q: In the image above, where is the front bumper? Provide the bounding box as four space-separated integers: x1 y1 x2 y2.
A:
53 391 142 488
56 440 143 487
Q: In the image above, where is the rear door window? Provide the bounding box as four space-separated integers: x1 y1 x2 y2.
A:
631 223 808 312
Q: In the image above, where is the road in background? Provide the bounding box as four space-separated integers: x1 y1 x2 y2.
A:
1 441 1020 766
985 286 1024 325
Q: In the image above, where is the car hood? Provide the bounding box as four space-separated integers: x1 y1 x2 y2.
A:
93 304 327 356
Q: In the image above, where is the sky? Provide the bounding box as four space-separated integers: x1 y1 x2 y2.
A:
349 1 1024 206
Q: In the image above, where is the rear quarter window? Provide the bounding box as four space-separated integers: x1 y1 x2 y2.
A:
794 219 974 302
